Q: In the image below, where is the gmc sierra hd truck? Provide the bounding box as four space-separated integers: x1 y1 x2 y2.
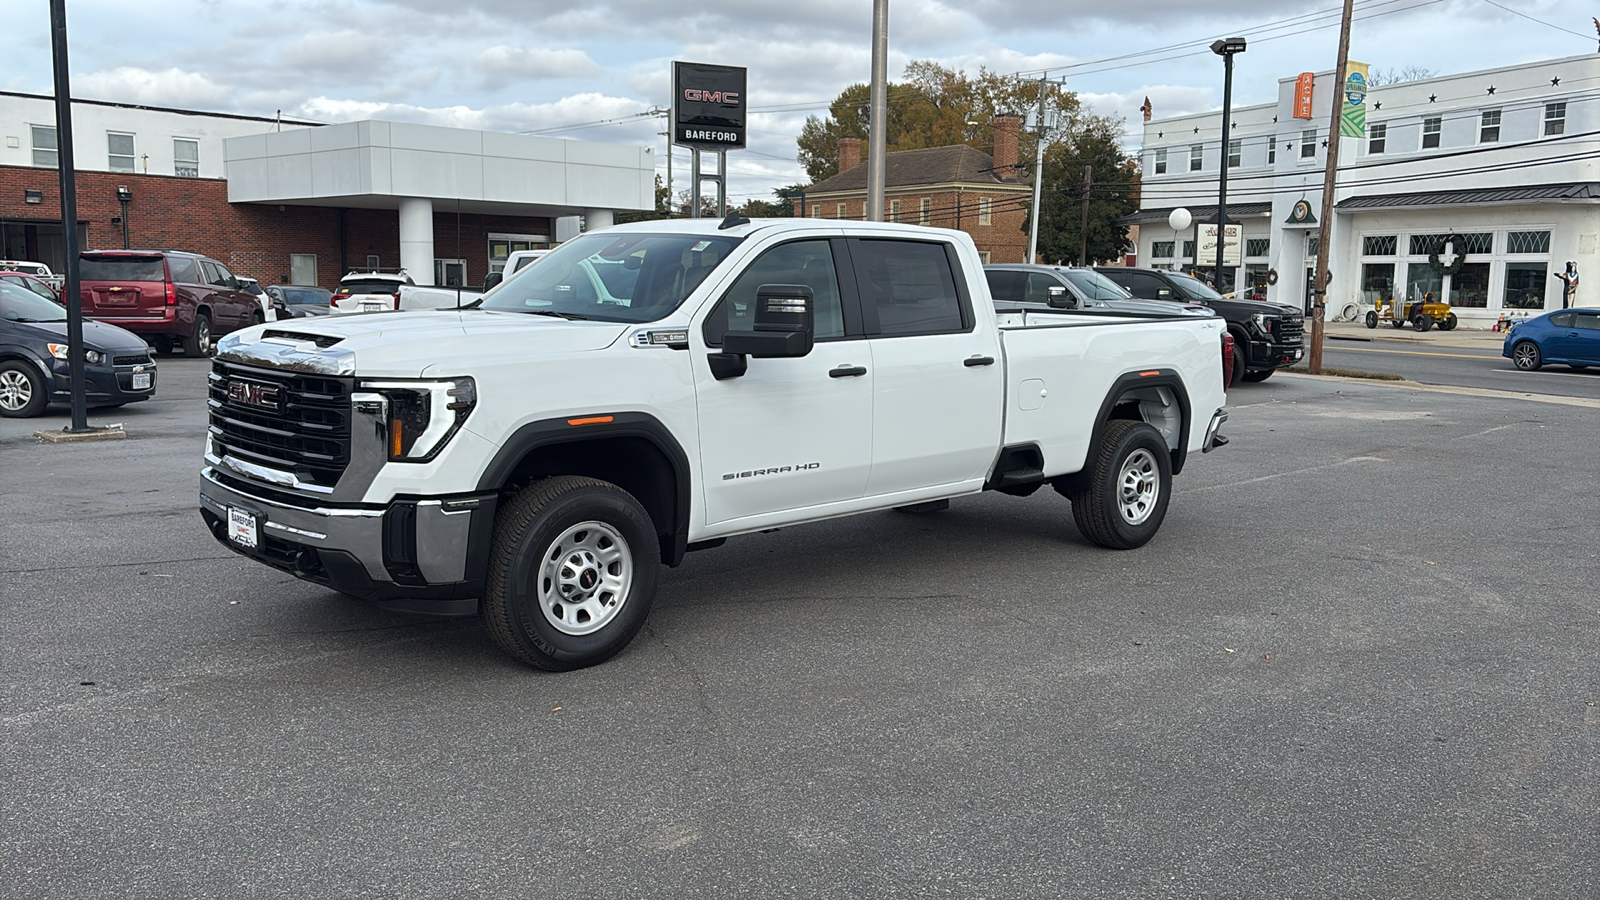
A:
200 218 1230 670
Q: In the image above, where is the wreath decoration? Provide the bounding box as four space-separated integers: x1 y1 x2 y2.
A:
1266 268 1279 286
1429 233 1468 277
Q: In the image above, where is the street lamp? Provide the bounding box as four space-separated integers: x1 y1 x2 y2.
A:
1211 37 1245 293
115 185 132 249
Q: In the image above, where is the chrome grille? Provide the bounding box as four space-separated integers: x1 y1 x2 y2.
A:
208 361 353 488
1277 315 1304 344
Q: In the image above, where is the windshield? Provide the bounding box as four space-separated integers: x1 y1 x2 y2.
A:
1060 269 1133 301
1168 272 1223 301
479 231 741 323
0 281 68 322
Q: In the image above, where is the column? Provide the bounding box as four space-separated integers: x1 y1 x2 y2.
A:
584 208 615 232
398 197 434 285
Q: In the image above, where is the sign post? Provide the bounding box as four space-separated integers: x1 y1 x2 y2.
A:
672 62 746 218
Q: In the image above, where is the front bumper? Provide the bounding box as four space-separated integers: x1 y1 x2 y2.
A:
1248 339 1304 371
46 358 156 405
198 466 496 612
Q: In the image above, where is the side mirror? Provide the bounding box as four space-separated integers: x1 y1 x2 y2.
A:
483 271 504 291
1046 285 1075 309
722 284 814 359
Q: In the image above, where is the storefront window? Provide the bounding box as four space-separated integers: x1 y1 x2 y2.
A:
1245 264 1269 299
1361 263 1395 305
1151 241 1174 259
1404 263 1442 304
1503 263 1548 309
1451 262 1490 307
1362 235 1397 256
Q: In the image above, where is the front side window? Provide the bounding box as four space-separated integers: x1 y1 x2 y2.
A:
108 133 136 172
1060 268 1132 301
481 231 740 324
1188 144 1202 171
1422 117 1441 149
174 138 199 177
852 240 965 337
1227 139 1241 168
1368 123 1387 155
1480 110 1501 143
1154 148 1167 175
703 239 844 345
31 125 57 168
1300 129 1316 159
1544 102 1566 136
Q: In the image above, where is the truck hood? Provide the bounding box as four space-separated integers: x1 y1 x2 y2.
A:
216 310 630 377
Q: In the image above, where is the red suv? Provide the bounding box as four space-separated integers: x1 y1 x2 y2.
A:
79 250 263 356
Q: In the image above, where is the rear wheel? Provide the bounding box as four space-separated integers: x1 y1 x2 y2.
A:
182 313 213 357
0 361 47 418
1439 313 1458 331
1062 419 1171 550
1242 368 1274 383
1412 314 1432 332
1511 340 1542 371
481 476 660 671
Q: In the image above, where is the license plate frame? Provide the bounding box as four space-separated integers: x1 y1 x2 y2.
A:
131 371 152 390
228 506 259 549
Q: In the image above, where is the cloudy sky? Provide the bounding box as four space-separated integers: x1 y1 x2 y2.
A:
3 0 1591 205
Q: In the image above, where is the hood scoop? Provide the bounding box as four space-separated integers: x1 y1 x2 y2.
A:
261 329 344 348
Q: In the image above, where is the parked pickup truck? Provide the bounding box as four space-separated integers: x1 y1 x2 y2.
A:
200 218 1230 671
331 271 483 314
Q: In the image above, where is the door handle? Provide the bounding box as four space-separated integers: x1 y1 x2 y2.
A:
829 365 867 378
963 355 996 367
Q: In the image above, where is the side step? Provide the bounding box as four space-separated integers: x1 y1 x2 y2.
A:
893 499 949 514
992 467 1044 488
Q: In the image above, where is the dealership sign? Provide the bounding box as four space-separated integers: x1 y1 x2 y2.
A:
673 62 747 149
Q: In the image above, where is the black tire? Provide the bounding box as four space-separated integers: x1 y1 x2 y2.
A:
1229 337 1246 390
1511 340 1542 371
1412 314 1432 332
1439 313 1458 331
1391 319 1407 329
250 310 264 326
1365 311 1378 329
1063 419 1171 550
1242 368 1274 383
182 313 214 357
150 337 173 356
0 360 48 418
481 475 660 671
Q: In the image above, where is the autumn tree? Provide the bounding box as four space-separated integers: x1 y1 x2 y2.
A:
1032 113 1140 266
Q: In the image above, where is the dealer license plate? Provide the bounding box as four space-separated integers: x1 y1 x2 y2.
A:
132 372 152 390
228 507 259 548
361 301 385 312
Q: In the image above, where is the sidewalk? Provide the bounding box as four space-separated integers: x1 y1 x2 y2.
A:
1320 319 1507 350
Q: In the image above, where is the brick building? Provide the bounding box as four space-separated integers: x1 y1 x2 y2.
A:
1 92 655 289
796 116 1033 263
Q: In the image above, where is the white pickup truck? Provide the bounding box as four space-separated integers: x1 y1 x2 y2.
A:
331 272 484 314
200 218 1229 670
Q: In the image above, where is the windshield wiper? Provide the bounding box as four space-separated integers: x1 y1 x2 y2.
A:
520 310 591 321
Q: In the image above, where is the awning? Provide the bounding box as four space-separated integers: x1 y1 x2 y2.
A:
1335 182 1600 211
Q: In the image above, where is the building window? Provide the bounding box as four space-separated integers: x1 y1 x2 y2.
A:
1188 144 1202 171
1154 149 1167 175
978 251 991 264
365 254 381 270
1421 116 1441 149
31 125 57 168
1300 129 1316 159
1368 123 1386 155
919 197 931 225
1544 102 1566 136
108 132 136 173
889 199 901 221
1504 263 1548 309
1245 264 1269 298
809 204 820 218
1151 241 1174 259
1267 137 1276 164
1507 231 1551 255
290 253 318 287
174 138 199 177
487 233 550 274
834 202 846 219
1245 238 1270 258
1227 139 1241 168
1363 235 1398 256
978 197 992 226
1479 110 1500 143
1307 236 1319 258
1361 263 1396 306
1182 240 1195 260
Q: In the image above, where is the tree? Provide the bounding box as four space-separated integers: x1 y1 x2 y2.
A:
796 61 1077 182
739 184 805 218
1032 113 1139 266
1368 66 1436 86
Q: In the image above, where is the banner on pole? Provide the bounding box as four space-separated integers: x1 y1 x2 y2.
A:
1340 61 1369 138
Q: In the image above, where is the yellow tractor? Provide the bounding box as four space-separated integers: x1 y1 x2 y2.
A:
1365 291 1457 332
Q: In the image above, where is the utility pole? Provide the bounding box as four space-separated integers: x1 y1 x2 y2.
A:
866 0 888 221
1309 0 1355 374
1079 164 1092 265
49 0 88 433
1026 74 1048 264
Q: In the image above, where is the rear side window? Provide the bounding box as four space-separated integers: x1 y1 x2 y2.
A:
703 239 845 346
80 256 166 282
1575 312 1600 331
167 256 201 284
853 240 966 336
984 269 1024 303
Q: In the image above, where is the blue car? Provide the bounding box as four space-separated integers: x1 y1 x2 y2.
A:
1502 308 1600 371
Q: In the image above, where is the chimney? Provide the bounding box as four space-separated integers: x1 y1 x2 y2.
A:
838 137 863 173
991 115 1021 180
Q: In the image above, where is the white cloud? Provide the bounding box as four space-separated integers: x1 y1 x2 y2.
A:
474 46 600 80
75 67 233 108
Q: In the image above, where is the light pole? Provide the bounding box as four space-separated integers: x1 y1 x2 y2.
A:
1211 37 1245 293
116 185 132 249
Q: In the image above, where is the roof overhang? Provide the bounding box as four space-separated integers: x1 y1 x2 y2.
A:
1334 182 1600 212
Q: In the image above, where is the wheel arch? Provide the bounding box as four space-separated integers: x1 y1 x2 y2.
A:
476 412 692 566
0 349 57 393
1090 370 1192 477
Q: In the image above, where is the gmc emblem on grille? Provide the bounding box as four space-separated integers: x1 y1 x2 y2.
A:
227 380 281 410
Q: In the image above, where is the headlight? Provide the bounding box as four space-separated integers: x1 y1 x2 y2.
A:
48 343 103 364
359 377 476 462
1249 313 1270 334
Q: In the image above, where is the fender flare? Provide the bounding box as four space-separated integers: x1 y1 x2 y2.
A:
1086 369 1193 476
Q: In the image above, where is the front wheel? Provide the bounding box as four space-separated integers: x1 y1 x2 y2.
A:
1439 313 1458 331
1062 419 1172 550
1229 338 1246 390
0 360 47 418
1242 368 1274 383
1512 340 1542 371
1412 314 1432 332
481 476 660 671
1365 311 1378 329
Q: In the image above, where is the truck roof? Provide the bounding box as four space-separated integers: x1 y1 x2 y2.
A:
587 216 971 242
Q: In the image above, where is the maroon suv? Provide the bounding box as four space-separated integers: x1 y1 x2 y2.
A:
79 250 263 356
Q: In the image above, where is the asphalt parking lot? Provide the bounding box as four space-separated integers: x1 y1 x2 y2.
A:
3 357 1597 898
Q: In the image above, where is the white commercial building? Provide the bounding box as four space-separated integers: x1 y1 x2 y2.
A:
1128 53 1598 325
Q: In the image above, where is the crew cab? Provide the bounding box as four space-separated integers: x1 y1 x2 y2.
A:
200 219 1229 671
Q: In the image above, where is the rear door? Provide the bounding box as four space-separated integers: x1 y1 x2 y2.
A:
79 254 167 321
205 260 255 329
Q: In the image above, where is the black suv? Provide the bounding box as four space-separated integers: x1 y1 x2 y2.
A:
1096 267 1304 382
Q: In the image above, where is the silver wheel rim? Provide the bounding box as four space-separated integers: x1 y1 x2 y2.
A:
538 520 632 636
1118 448 1160 526
197 319 212 354
0 370 33 411
1514 344 1537 369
